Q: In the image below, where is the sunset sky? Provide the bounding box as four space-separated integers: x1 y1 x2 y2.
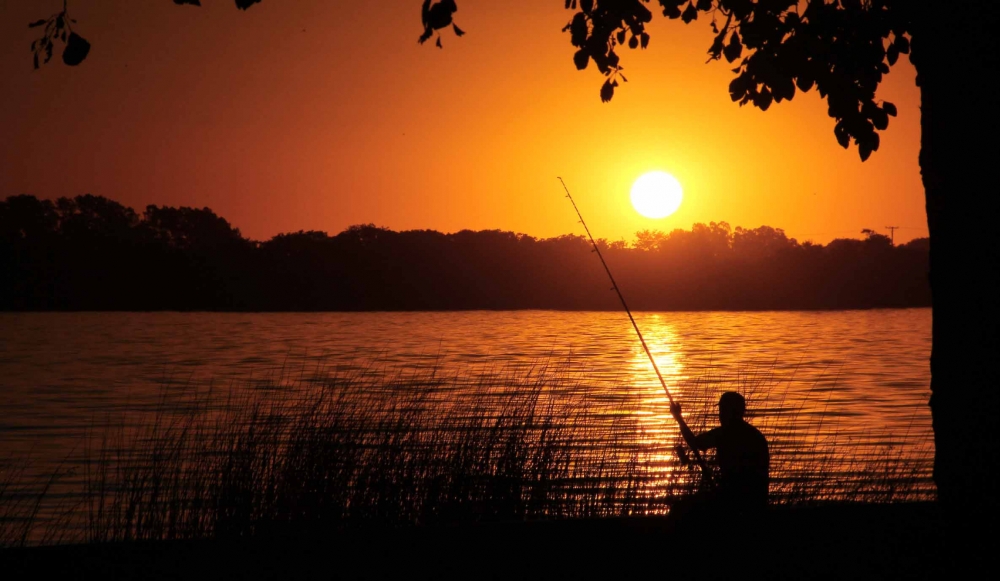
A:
1 1 927 245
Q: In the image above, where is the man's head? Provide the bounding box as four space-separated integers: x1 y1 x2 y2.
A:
718 391 746 426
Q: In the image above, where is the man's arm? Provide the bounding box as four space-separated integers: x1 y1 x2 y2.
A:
670 403 716 451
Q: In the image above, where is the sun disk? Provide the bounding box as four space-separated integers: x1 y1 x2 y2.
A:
631 171 683 219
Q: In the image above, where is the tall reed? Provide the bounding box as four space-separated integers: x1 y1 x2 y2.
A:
1 357 934 546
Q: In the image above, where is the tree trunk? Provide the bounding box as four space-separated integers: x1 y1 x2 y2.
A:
912 3 1000 521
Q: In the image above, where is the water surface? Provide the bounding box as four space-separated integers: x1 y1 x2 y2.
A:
0 309 934 514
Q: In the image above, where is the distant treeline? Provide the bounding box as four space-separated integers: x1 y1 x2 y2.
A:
0 194 929 311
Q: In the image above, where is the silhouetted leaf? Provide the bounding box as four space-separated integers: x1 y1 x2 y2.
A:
62 32 90 66
681 3 699 23
796 74 814 92
425 0 456 31
894 35 910 54
834 121 850 149
418 1 434 46
581 0 594 14
436 36 442 48
620 74 628 83
28 19 47 28
772 75 795 102
728 75 746 102
422 0 432 25
729 0 752 19
871 107 889 130
33 53 39 70
887 44 899 65
235 0 262 9
573 49 589 70
859 140 873 161
723 32 742 62
709 28 726 59
883 101 898 116
600 79 614 102
616 30 626 44
607 50 620 68
453 23 464 37
640 32 649 49
696 0 712 10
570 13 587 46
629 35 639 49
173 0 202 5
753 87 773 111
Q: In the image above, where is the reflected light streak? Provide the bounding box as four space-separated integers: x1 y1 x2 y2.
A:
625 318 688 481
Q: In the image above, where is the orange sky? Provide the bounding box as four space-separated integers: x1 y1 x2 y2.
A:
0 1 927 245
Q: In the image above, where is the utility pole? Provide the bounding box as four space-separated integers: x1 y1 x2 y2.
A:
885 226 899 246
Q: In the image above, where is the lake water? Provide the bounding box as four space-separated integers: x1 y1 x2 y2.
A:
0 310 935 537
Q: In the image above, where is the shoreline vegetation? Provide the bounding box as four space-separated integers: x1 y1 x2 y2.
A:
2 503 945 579
1 359 933 550
1 194 929 311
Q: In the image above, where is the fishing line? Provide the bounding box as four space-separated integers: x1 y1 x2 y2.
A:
558 177 711 479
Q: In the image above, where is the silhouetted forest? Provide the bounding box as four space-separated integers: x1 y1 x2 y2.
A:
0 194 929 311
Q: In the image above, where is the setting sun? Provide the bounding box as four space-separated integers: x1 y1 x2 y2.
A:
630 171 683 219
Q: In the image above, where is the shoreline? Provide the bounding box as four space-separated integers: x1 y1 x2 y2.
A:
2 503 944 579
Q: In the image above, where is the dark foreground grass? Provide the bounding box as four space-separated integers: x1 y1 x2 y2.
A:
1 359 933 549
1 503 949 580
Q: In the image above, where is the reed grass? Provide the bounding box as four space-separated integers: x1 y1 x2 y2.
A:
0 358 934 547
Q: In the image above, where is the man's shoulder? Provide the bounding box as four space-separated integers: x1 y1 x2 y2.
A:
695 426 722 447
740 421 768 444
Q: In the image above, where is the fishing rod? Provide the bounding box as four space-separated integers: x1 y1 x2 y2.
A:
558 177 711 481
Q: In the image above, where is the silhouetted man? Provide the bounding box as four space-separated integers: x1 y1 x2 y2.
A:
671 392 769 513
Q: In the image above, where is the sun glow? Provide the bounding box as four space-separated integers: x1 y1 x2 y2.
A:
630 171 683 219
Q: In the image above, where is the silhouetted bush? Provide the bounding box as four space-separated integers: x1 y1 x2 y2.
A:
0 194 930 311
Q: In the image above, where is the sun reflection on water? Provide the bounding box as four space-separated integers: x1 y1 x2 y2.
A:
623 317 691 483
